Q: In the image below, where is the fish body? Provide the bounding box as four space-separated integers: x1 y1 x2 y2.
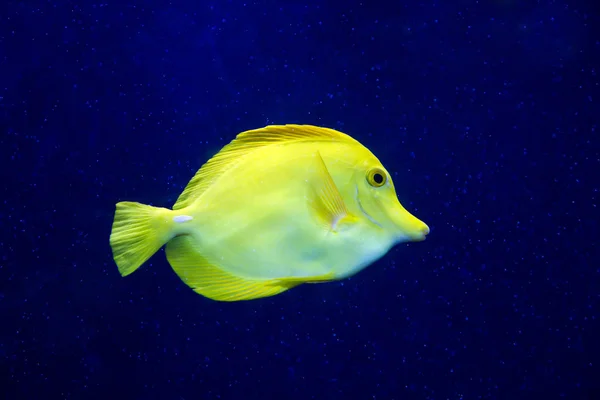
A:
109 125 429 302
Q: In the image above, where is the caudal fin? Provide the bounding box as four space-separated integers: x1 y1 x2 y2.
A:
109 201 175 276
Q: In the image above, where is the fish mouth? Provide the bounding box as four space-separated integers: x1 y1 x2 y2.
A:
355 186 382 228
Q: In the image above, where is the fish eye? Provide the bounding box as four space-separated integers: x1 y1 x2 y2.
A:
367 168 387 187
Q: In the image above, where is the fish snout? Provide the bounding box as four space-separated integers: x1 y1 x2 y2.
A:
410 221 430 242
390 207 430 242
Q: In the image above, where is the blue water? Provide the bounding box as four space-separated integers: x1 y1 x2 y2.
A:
1 1 598 399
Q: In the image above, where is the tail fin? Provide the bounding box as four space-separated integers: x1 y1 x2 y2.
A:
109 201 175 276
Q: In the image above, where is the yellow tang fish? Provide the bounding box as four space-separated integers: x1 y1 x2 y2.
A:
109 124 429 302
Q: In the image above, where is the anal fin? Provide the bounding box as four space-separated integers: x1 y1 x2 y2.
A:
268 272 336 285
165 236 299 302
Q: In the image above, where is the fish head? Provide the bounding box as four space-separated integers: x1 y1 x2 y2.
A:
348 152 430 244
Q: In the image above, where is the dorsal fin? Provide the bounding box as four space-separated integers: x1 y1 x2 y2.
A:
173 124 358 210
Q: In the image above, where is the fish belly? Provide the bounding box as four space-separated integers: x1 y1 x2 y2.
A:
186 203 390 281
193 210 330 279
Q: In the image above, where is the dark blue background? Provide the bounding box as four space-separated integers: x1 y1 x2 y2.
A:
2 1 599 399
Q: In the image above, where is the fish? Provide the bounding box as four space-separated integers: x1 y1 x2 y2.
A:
109 124 430 302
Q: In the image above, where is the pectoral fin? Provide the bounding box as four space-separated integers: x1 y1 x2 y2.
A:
308 151 358 232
